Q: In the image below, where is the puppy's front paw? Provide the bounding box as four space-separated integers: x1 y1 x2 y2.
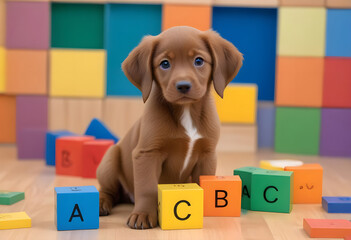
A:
127 211 157 229
99 196 113 216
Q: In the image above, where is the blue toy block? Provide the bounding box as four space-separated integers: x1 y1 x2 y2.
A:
212 7 277 101
54 186 99 231
326 9 351 57
84 118 118 143
257 101 275 148
45 130 76 166
105 4 161 96
322 196 351 213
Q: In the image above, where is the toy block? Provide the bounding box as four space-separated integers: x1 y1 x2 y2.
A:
103 97 144 138
82 140 114 178
275 107 321 155
162 4 211 31
0 47 4 93
233 167 263 210
106 4 161 96
0 96 16 143
322 197 351 213
0 212 31 230
257 101 275 148
303 219 351 238
45 130 77 166
251 169 294 213
260 160 303 171
213 0 278 7
55 186 99 231
0 0 5 46
16 96 48 131
158 183 203 230
50 49 105 98
279 0 325 6
217 125 257 152
56 136 95 177
6 2 49 49
326 9 351 57
285 164 323 204
85 118 118 143
6 49 48 95
17 128 47 159
346 235 351 240
214 84 257 124
162 0 212 4
200 176 242 217
212 7 277 100
320 109 351 157
0 191 25 205
51 3 104 49
323 58 351 108
275 57 324 107
327 0 351 8
278 7 326 57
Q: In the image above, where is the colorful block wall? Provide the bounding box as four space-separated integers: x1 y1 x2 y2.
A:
0 0 350 158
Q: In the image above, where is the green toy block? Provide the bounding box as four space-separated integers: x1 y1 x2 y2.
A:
251 170 294 213
0 191 25 205
275 107 321 155
234 167 265 210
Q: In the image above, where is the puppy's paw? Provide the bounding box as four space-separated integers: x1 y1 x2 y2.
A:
127 211 157 230
99 197 113 216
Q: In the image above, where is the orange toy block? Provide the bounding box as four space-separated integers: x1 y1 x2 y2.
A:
303 218 351 238
285 164 323 204
82 139 114 178
56 136 95 177
200 175 242 217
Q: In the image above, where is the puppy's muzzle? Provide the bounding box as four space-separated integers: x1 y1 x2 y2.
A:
176 81 192 94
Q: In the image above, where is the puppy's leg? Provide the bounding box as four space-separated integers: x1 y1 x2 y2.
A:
127 150 164 229
97 144 121 216
191 151 217 184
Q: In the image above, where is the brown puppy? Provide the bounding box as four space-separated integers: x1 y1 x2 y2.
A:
97 26 243 229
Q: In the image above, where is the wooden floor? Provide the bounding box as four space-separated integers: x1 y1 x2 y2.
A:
0 145 351 240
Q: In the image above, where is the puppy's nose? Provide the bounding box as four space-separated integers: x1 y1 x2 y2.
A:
176 81 192 94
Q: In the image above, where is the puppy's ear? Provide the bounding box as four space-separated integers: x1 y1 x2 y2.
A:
202 30 243 98
122 36 158 103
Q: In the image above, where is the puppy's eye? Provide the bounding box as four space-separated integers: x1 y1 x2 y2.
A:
160 60 171 70
194 57 204 67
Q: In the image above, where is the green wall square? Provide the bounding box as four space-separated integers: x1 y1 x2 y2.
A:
51 3 104 49
275 107 321 155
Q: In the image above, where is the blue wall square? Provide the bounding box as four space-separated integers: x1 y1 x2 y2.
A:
257 101 275 148
212 7 277 101
55 186 99 231
45 130 76 166
326 9 351 57
105 4 162 96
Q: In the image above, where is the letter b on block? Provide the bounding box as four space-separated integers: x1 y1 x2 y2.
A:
158 183 203 230
55 186 99 231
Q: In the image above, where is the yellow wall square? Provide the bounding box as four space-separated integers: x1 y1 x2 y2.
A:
0 212 31 230
214 84 257 124
278 7 326 57
0 47 5 93
50 49 105 98
158 183 203 230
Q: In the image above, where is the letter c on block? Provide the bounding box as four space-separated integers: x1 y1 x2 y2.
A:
174 200 191 221
264 186 278 203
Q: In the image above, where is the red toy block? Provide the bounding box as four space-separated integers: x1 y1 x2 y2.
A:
56 136 95 177
303 218 351 238
82 140 114 178
345 235 351 240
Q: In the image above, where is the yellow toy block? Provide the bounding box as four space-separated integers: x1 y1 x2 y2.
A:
0 212 31 230
214 84 257 124
260 160 303 171
158 183 203 230
50 49 105 98
278 7 326 57
0 47 5 93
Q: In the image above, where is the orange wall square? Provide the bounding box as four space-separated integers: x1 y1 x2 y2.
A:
6 49 48 95
275 57 324 107
162 4 211 31
0 95 16 143
285 164 323 204
200 175 242 217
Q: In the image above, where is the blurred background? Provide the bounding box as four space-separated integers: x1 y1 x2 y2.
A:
0 0 350 161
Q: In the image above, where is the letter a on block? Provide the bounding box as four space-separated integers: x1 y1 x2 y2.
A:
69 204 84 222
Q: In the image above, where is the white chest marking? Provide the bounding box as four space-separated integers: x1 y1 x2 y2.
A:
180 107 202 176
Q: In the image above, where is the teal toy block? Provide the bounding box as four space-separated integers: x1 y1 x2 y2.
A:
54 186 99 231
251 169 294 213
84 118 118 143
0 191 25 205
234 167 264 210
45 130 76 166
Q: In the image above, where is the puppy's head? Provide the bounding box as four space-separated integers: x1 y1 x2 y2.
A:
122 26 243 103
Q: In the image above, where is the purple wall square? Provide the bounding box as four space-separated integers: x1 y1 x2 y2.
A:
6 2 50 49
17 128 46 159
257 101 275 148
320 108 351 157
